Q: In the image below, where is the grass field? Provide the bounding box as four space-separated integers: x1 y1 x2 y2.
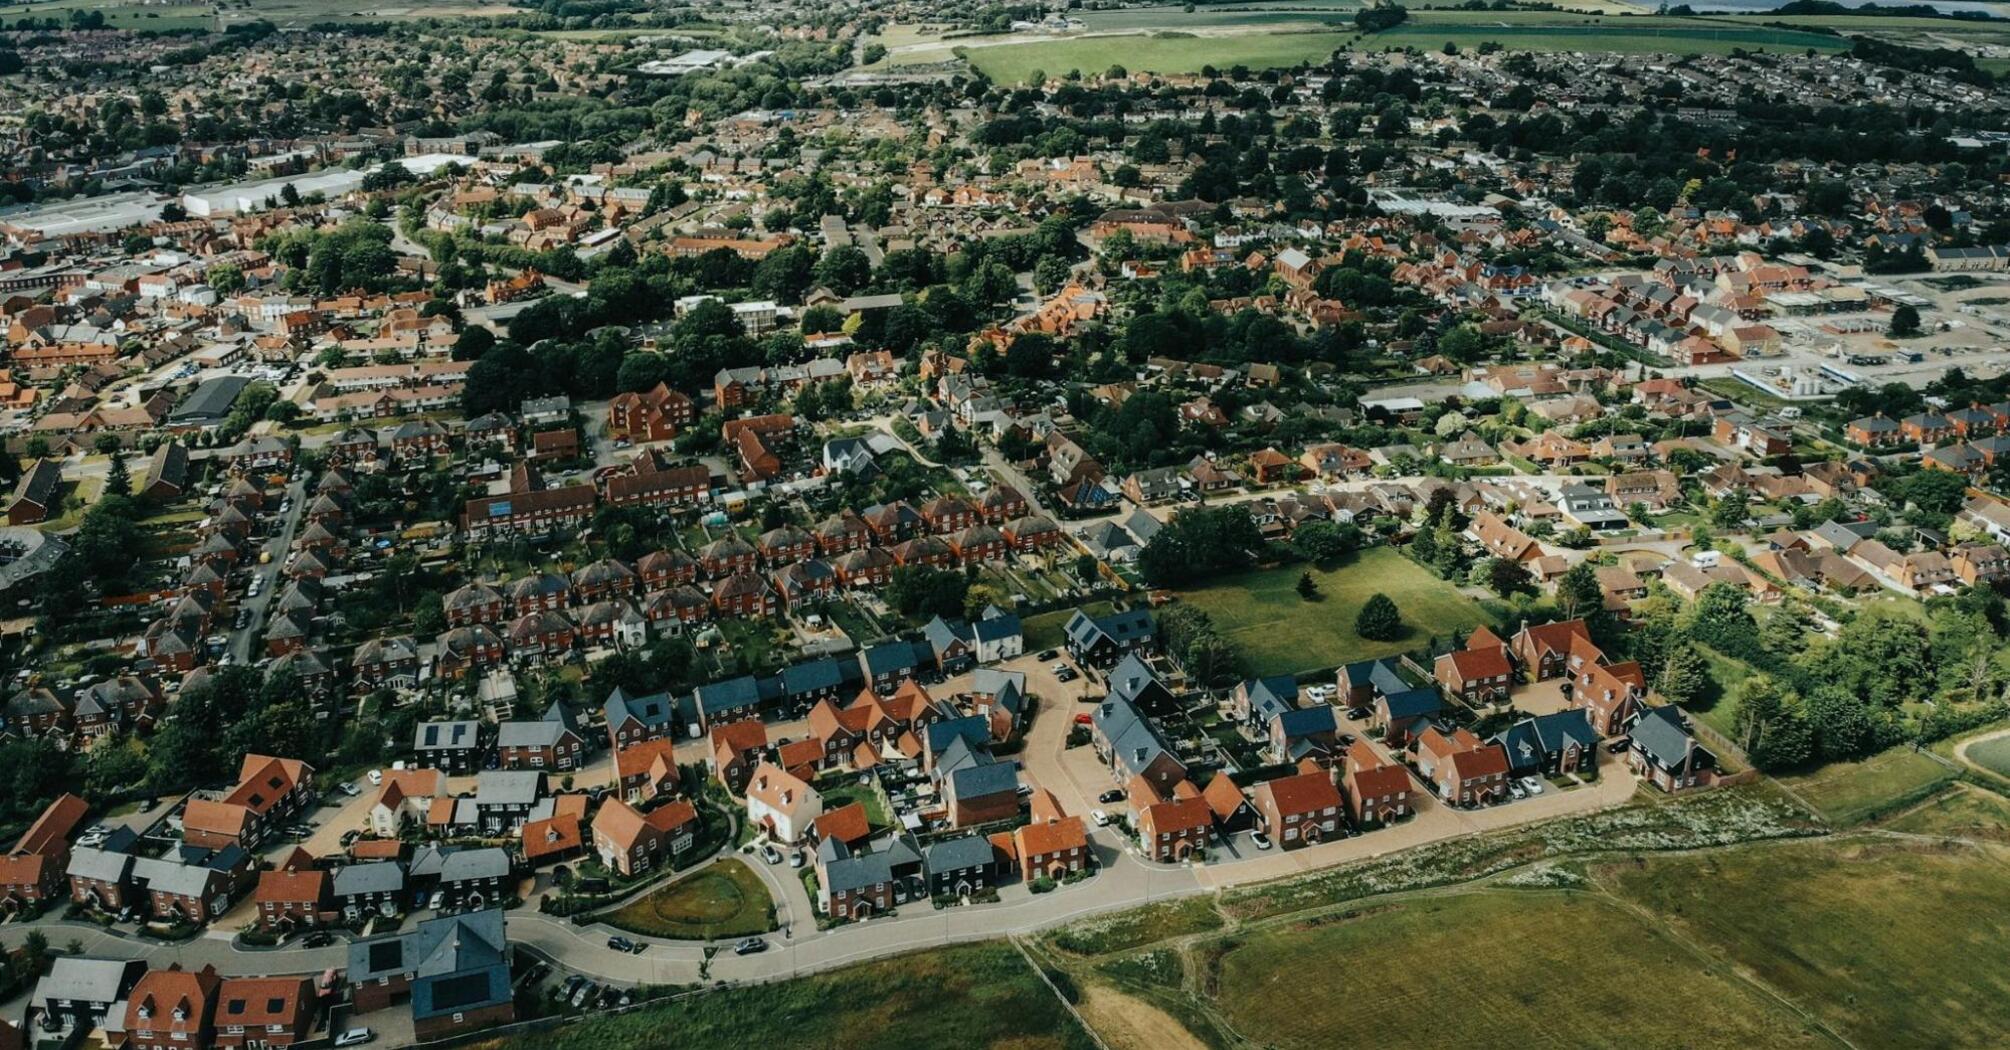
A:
1885 784 2010 843
599 859 775 941
513 942 1097 1050
959 31 1353 83
1175 547 1494 677
1963 733 2010 778
1604 836 2010 1048
1775 747 1958 826
1206 889 1822 1050
1023 599 1112 653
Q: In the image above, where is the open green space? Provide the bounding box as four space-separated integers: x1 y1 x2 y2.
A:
1604 836 2010 1048
1206 888 1822 1050
1176 546 1494 677
1963 733 2010 779
512 942 1098 1050
1884 784 2010 843
959 31 1352 83
1775 747 1958 826
598 858 776 941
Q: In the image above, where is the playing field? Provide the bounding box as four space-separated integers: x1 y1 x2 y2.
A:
1175 547 1495 677
515 942 1098 1050
599 859 775 941
959 31 1353 84
1775 747 1957 826
1605 836 2010 1047
1206 889 1822 1050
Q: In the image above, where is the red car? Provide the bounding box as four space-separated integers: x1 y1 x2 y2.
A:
1073 713 1093 726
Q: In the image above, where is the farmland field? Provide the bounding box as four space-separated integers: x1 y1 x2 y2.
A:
959 31 1354 84
1205 889 1823 1050
507 942 1098 1050
598 858 776 941
1775 746 1958 826
1175 546 1495 677
1604 836 2010 1048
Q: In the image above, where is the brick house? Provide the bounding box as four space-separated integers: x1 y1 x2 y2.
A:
1251 770 1344 848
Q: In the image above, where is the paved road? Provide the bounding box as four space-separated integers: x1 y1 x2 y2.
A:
228 476 307 665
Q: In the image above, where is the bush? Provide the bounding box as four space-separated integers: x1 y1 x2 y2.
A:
1030 876 1057 894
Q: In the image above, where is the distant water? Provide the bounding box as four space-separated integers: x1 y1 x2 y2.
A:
1682 0 2006 13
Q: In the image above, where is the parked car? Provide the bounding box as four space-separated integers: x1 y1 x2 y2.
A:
1521 777 1544 795
1073 713 1093 725
302 930 333 948
1050 663 1069 675
1250 830 1273 850
761 844 782 865
1056 668 1078 683
789 850 805 870
556 976 584 1002
1509 782 1527 801
1036 649 1058 661
1090 809 1111 827
338 782 362 797
734 937 767 955
606 935 634 952
571 981 598 1008
1097 789 1125 804
334 1030 374 1047
1606 737 1632 754
367 769 384 786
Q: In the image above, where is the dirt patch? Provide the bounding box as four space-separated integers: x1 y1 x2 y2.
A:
1078 985 1209 1050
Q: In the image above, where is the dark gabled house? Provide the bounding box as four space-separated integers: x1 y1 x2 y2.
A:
779 656 855 714
1231 675 1298 727
1336 656 1409 710
412 720 485 775
1492 709 1597 778
1627 706 1718 793
922 615 978 674
1104 653 1177 714
923 834 1000 898
692 674 765 731
1063 607 1156 667
1269 705 1340 766
815 834 926 920
1089 695 1186 793
859 638 929 692
348 910 515 1041
602 687 675 749
1373 686 1444 747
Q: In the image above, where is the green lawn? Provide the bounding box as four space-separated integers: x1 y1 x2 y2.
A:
960 31 1353 83
1884 784 2010 843
514 942 1098 1050
1963 734 2010 779
1605 836 2010 1048
1206 889 1821 1050
1775 747 1958 827
1176 547 1494 677
1024 600 1112 654
814 777 889 830
598 859 776 941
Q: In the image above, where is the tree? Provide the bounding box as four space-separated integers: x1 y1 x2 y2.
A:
104 451 131 498
1554 561 1603 622
1900 468 1970 517
1297 572 1320 600
1888 303 1921 337
1486 556 1533 598
1290 520 1359 563
1137 506 1265 588
1656 643 1710 707
1356 593 1403 641
885 567 969 621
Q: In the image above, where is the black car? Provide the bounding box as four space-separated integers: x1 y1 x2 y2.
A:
1036 649 1058 661
733 937 767 955
1097 789 1125 804
301 930 334 948
606 935 634 952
